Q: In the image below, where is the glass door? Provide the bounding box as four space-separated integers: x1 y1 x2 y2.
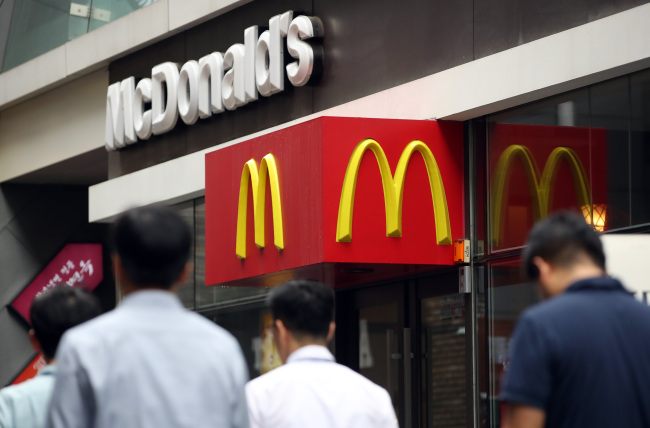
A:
419 293 469 427
336 271 471 428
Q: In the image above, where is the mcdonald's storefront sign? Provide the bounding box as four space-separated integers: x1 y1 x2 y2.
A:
205 117 464 286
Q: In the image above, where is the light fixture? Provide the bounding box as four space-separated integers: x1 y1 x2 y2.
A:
582 204 607 232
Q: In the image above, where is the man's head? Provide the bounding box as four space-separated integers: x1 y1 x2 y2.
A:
267 280 335 362
113 206 192 291
30 285 102 361
523 211 606 297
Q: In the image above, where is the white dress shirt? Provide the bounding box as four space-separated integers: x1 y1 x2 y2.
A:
0 365 56 428
246 345 398 428
45 290 249 428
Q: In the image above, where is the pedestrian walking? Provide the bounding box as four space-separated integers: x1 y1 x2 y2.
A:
45 206 250 428
246 279 398 428
502 211 650 428
0 285 101 428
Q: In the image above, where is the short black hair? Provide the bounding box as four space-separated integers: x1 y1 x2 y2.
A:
267 280 334 340
523 211 606 281
30 285 102 359
113 206 192 288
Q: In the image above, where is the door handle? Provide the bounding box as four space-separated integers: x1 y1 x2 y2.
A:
386 329 397 398
403 327 412 428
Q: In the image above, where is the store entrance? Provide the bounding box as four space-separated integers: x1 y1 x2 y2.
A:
335 270 471 428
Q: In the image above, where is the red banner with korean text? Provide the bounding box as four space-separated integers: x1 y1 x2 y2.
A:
11 244 103 324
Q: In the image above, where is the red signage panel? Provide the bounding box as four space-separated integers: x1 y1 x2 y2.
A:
11 354 47 385
11 244 104 324
205 117 464 286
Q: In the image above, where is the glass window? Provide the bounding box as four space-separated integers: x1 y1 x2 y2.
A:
2 0 158 71
3 0 72 70
171 200 195 309
487 89 593 252
204 302 279 381
479 72 650 428
194 198 269 309
590 77 631 230
485 74 650 253
631 69 650 226
420 294 468 428
486 259 538 428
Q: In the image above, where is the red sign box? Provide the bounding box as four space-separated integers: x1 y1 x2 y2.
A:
11 244 103 324
205 117 464 286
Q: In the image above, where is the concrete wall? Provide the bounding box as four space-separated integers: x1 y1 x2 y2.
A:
0 184 114 386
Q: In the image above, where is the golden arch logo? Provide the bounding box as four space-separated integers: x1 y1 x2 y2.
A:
236 154 284 260
336 139 452 245
490 144 591 245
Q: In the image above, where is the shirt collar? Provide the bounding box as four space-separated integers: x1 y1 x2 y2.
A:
566 276 631 294
119 289 184 310
38 364 56 376
286 345 335 364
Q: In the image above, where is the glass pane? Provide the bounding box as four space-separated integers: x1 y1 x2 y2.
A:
474 118 488 256
194 198 269 308
590 76 631 230
631 69 650 226
487 259 539 428
358 303 400 413
487 89 603 252
205 303 280 380
2 0 159 71
476 269 488 428
420 294 467 428
87 0 155 32
171 200 195 309
3 0 78 71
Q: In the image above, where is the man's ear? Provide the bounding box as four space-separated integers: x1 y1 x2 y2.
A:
175 262 193 286
28 329 42 353
533 256 552 281
326 321 336 342
113 255 125 282
275 319 289 342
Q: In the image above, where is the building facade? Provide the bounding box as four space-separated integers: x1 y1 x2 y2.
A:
1 1 650 427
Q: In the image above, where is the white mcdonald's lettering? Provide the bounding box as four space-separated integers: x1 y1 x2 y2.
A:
105 11 324 151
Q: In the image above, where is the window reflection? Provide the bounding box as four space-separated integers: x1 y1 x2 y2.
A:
486 259 538 428
487 118 604 251
481 70 650 428
631 69 650 225
485 73 650 252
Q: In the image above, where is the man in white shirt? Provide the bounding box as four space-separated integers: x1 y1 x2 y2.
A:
0 286 101 428
246 280 398 428
45 206 250 428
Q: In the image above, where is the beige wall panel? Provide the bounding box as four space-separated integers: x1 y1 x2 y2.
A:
0 69 108 182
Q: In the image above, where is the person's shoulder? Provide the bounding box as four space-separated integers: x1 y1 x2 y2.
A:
178 312 246 363
0 382 25 402
519 292 578 323
247 364 291 389
247 363 312 399
182 311 239 342
60 309 120 344
332 362 391 392
0 373 52 402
